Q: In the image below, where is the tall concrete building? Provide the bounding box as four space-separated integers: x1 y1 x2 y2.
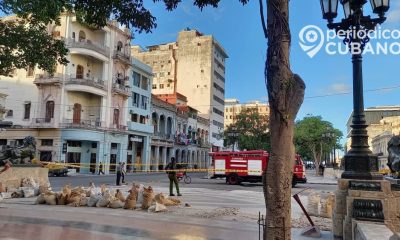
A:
224 99 270 129
132 29 228 149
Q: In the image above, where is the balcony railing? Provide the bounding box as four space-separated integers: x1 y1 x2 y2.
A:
65 38 110 57
31 118 56 128
66 76 106 90
33 73 63 85
152 132 174 141
109 124 128 132
113 50 132 65
112 82 131 97
60 119 104 130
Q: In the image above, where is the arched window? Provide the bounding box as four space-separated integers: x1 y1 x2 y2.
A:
117 41 123 52
78 30 86 42
45 101 54 122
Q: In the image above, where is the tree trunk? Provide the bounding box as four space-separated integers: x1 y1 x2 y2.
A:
263 0 305 239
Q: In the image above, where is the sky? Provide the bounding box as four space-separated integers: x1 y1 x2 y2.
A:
132 0 400 146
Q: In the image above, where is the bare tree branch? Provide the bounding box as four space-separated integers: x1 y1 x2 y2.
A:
258 0 268 39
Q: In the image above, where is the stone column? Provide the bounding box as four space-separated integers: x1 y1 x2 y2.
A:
154 146 160 171
142 136 150 172
162 147 167 168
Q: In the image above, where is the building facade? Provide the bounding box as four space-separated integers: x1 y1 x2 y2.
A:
224 99 270 129
132 29 227 149
346 106 400 153
0 14 132 174
127 58 153 171
150 95 176 170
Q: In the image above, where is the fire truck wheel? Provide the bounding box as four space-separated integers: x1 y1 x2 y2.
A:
227 174 240 185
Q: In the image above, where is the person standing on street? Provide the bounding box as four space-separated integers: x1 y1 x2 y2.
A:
165 157 182 196
121 162 126 184
98 162 105 175
116 162 122 186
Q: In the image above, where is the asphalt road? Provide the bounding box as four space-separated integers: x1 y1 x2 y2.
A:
49 172 337 194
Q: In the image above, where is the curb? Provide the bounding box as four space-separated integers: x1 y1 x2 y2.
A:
306 182 337 185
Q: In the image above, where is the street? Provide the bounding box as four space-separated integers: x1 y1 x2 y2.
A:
49 172 337 194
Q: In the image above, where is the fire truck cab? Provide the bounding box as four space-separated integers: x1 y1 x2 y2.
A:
210 150 307 187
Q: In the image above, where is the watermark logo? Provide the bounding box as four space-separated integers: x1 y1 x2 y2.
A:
299 25 325 58
299 25 400 58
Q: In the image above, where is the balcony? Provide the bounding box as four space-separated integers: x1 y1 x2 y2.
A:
152 132 174 142
109 124 128 132
112 82 131 97
128 121 153 134
33 73 63 85
65 76 106 91
31 118 56 128
113 50 132 66
60 119 104 130
65 38 110 57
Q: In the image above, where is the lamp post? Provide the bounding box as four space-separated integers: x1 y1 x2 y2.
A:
320 0 390 179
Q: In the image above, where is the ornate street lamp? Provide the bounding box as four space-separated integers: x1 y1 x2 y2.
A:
319 0 390 179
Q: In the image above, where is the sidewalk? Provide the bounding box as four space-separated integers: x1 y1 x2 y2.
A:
306 170 338 185
0 184 333 239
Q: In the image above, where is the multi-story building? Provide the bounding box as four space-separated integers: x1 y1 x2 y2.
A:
0 14 132 174
126 58 153 172
224 98 270 129
370 116 400 170
132 28 228 149
157 93 211 168
345 106 400 153
150 95 176 170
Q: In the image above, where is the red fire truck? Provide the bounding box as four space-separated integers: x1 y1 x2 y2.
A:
209 150 307 187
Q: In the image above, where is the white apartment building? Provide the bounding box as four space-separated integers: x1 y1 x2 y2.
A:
0 14 132 174
132 29 228 149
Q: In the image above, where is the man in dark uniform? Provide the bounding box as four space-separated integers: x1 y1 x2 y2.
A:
165 157 182 196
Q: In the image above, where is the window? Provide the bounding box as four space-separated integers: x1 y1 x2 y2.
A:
152 84 157 89
159 84 164 89
141 96 148 110
141 76 148 90
41 139 53 146
159 72 165 77
213 95 224 105
213 107 224 117
26 66 34 77
91 142 97 148
113 109 120 125
24 102 31 119
67 141 81 147
78 30 86 41
111 143 118 149
132 72 140 87
131 113 138 122
0 139 7 145
168 72 170 75
132 93 140 107
213 120 224 128
214 70 225 82
45 101 54 121
213 83 225 94
140 115 146 124
6 110 13 117
167 84 170 87
116 41 123 52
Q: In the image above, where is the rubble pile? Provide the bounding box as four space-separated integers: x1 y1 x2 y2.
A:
34 182 182 213
0 177 49 201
